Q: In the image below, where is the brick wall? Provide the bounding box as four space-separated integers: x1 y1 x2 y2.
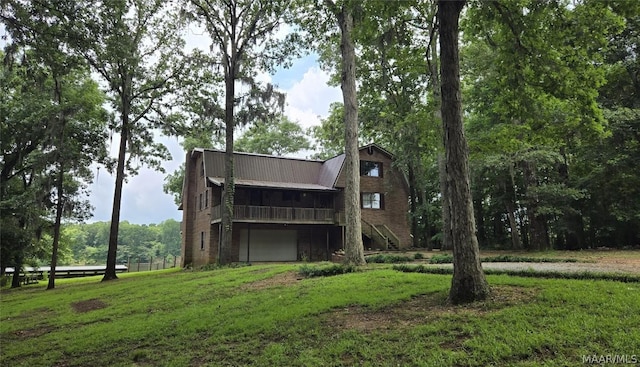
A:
335 147 412 248
181 151 220 267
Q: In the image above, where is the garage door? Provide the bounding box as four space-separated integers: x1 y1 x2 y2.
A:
239 229 297 262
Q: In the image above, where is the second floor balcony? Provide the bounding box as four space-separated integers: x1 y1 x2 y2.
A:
211 205 338 224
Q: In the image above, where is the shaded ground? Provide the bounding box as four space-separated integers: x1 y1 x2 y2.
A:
71 298 108 313
242 271 302 290
326 285 538 333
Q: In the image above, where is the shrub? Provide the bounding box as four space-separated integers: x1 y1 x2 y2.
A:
481 255 578 263
429 254 454 264
391 264 640 283
197 263 250 271
413 252 424 260
365 254 413 264
298 263 358 278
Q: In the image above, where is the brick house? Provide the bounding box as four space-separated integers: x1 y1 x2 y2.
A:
179 144 411 266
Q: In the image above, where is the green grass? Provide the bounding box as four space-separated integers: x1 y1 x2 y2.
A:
1 265 639 366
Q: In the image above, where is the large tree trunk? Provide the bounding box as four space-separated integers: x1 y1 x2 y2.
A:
219 66 236 265
11 253 23 288
439 0 489 304
103 99 129 281
337 5 365 266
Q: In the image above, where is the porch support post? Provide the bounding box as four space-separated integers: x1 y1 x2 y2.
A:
326 228 330 261
246 223 251 263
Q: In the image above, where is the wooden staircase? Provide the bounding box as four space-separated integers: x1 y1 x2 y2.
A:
361 220 401 250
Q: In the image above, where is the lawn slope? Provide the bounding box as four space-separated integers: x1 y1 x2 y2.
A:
1 265 638 366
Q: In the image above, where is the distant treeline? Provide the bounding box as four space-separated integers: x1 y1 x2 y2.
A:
58 219 181 266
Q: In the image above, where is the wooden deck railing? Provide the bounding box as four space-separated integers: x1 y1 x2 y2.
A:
211 205 336 223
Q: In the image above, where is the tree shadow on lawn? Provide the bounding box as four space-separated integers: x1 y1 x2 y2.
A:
324 285 539 333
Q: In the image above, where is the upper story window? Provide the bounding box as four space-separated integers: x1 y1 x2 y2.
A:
362 192 384 209
200 161 204 177
361 161 382 177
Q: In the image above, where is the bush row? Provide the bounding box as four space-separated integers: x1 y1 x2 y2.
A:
392 264 640 283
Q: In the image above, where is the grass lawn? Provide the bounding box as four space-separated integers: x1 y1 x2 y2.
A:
1 265 639 366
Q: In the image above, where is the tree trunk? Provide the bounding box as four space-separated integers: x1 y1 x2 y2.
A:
558 148 584 250
503 178 522 250
408 165 419 247
48 77 65 290
219 64 236 265
47 164 64 289
103 99 129 281
439 0 489 304
505 202 522 250
474 192 486 247
522 161 549 251
419 189 433 250
337 5 365 266
438 154 451 250
11 253 23 288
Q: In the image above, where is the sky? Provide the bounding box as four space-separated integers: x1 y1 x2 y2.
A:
89 53 343 225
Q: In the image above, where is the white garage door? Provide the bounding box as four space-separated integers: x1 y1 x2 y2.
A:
239 229 297 262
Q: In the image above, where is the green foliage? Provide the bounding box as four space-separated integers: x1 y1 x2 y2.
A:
298 263 358 277
0 43 109 282
61 220 181 265
365 254 414 264
428 254 579 264
393 264 640 283
461 1 638 250
235 116 312 156
413 252 424 260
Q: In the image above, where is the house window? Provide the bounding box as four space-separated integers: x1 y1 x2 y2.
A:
200 161 204 177
200 231 205 250
205 190 209 208
199 193 203 211
362 193 384 209
361 161 382 177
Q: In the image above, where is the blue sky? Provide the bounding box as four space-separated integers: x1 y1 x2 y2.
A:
88 54 342 224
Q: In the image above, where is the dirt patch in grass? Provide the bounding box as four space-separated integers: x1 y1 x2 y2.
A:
242 271 302 290
71 298 108 313
325 285 538 333
13 325 57 339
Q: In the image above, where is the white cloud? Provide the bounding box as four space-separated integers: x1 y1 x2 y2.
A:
282 67 341 129
88 63 341 224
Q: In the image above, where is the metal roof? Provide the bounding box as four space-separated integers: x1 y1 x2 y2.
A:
198 144 392 190
202 149 340 190
208 177 336 191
